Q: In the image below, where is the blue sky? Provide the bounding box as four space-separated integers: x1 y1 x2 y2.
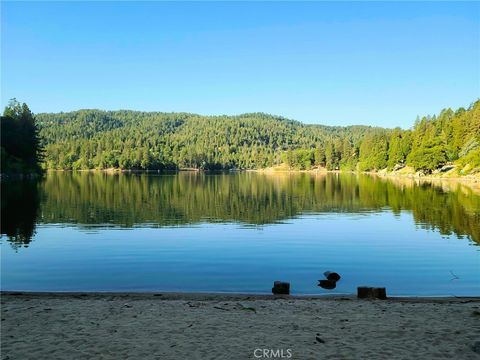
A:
1 1 479 128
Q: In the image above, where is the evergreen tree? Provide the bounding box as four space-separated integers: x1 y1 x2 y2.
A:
1 99 43 174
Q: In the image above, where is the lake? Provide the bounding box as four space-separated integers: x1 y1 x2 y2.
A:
1 172 479 296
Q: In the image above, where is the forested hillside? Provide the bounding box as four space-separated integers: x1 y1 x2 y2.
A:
36 100 479 174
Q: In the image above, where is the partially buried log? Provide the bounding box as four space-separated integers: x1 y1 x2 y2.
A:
357 286 387 300
318 279 336 290
272 281 290 295
323 271 341 282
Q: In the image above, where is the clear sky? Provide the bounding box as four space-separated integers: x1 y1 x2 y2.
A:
1 1 479 128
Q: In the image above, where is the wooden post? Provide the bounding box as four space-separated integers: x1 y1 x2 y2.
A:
272 281 290 295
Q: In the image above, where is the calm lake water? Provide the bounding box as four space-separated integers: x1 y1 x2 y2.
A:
1 172 479 296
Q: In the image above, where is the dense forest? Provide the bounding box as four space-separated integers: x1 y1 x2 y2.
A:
37 110 376 171
8 99 480 174
36 100 480 174
1 100 43 174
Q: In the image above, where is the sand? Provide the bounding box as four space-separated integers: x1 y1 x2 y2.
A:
1 292 480 360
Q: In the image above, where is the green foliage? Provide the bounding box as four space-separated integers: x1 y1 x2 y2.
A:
407 145 448 172
37 110 379 171
314 147 326 166
29 99 480 174
283 149 315 170
456 148 480 172
1 99 43 174
324 140 339 170
358 132 388 171
458 138 479 158
406 100 480 172
455 137 480 174
387 129 412 169
339 138 357 170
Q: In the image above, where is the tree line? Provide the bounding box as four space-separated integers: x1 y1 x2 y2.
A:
2 99 479 174
37 101 479 173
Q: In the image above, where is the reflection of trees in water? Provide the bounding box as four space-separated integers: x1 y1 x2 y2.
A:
1 180 41 249
37 172 480 244
2 172 479 247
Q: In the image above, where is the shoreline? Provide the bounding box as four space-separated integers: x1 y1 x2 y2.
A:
43 167 480 182
251 167 480 183
2 291 480 302
2 291 480 359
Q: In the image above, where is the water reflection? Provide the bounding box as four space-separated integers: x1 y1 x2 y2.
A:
1 179 41 249
1 171 479 248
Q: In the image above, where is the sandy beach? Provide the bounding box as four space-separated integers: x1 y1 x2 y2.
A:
1 292 479 360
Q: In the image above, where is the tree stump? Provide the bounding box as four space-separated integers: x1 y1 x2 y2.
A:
323 271 341 282
357 286 373 298
373 287 387 300
357 286 387 299
272 281 290 295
